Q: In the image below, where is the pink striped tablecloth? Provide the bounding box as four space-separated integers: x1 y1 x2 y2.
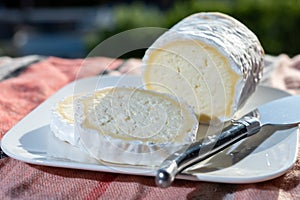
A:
0 55 300 199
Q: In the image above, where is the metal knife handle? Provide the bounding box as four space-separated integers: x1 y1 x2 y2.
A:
155 116 260 188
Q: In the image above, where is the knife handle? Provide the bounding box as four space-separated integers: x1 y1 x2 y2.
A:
155 116 260 188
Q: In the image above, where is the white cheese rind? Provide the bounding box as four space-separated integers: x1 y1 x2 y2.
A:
142 12 264 123
50 95 79 146
49 95 97 162
74 87 198 166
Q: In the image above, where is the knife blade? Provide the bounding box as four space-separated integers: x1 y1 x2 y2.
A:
156 95 300 188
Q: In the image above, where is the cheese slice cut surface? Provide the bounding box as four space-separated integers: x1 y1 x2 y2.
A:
142 12 264 123
75 87 198 166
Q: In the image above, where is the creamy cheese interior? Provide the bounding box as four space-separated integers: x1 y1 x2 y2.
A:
143 40 241 123
77 87 196 143
50 87 198 166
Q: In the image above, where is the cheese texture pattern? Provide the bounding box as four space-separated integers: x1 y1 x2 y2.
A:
74 87 198 166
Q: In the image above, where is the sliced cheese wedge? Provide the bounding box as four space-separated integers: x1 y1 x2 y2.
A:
142 12 264 123
75 87 198 166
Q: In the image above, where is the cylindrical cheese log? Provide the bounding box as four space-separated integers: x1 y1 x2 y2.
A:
74 87 198 166
142 12 264 123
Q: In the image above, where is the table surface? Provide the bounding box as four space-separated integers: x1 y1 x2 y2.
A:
0 55 299 199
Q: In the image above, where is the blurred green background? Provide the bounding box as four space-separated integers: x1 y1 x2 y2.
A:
0 0 299 58
93 0 300 57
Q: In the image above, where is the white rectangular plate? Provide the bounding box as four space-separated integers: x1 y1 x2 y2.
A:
1 75 298 183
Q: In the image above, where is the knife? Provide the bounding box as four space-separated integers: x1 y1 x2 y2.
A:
156 95 300 188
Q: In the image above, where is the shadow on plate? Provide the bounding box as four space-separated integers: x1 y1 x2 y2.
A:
18 125 49 156
183 125 297 174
